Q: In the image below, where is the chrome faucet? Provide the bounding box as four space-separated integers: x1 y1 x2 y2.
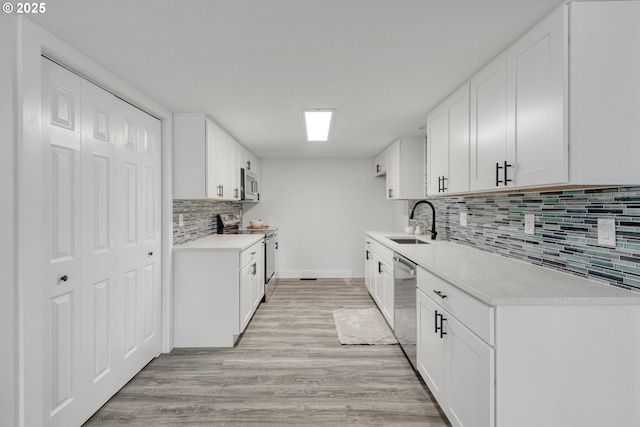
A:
409 200 437 240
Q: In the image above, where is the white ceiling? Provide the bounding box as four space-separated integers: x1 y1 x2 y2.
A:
30 0 564 158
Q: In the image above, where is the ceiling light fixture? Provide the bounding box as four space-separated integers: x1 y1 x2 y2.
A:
304 109 334 142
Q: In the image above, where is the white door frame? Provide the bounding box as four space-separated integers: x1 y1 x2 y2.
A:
17 17 174 427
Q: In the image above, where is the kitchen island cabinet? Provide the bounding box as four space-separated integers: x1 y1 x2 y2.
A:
173 235 264 347
366 231 640 427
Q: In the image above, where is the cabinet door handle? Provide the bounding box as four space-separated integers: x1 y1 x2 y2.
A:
441 176 447 192
388 188 393 198
60 275 68 282
365 250 370 260
275 242 278 250
438 176 442 193
378 261 382 274
433 290 447 299
496 161 512 186
234 188 239 198
439 314 447 339
434 310 439 334
148 251 153 257
503 161 512 186
247 160 251 170
435 311 447 339
252 263 257 276
376 164 380 173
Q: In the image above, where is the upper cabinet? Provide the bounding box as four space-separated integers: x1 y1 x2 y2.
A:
173 113 260 200
375 136 425 200
429 2 640 195
427 82 470 195
470 6 566 192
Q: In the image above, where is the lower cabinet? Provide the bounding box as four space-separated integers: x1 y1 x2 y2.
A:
417 267 495 427
174 239 264 347
364 238 395 329
240 250 264 332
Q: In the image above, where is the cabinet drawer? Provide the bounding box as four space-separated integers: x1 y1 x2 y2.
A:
241 240 262 268
417 267 494 345
365 237 394 266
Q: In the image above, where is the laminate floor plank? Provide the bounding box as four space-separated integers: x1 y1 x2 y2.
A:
84 279 450 426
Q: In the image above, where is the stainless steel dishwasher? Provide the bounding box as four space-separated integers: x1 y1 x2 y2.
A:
393 253 417 370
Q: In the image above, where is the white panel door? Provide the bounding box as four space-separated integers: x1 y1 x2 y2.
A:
470 54 508 191
447 83 470 194
506 6 567 187
385 141 401 199
239 261 253 332
42 58 84 427
445 313 495 427
40 57 162 427
116 102 162 386
416 290 445 405
78 78 118 421
427 102 448 195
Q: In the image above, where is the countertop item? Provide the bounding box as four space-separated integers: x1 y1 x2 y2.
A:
239 226 279 233
173 234 263 252
366 231 640 306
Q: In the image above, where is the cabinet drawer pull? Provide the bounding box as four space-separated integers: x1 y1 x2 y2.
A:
433 290 447 299
60 275 68 282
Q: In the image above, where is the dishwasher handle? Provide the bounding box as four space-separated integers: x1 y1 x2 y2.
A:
393 256 416 276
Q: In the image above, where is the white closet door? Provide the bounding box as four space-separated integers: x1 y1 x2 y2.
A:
78 79 118 420
42 58 84 427
115 102 162 385
41 57 162 426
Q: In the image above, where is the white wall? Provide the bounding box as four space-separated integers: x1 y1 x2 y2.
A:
0 14 17 427
243 158 396 278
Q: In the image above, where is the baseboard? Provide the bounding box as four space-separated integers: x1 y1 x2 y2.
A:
278 269 353 279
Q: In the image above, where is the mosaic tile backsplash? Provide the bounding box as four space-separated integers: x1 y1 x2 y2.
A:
173 199 242 245
408 187 640 292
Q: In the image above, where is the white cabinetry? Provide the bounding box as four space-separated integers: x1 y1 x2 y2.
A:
174 238 264 347
239 243 264 332
470 6 566 191
374 136 425 200
364 237 395 329
373 150 387 176
469 53 508 191
454 2 640 194
174 113 260 200
417 267 495 427
427 83 470 195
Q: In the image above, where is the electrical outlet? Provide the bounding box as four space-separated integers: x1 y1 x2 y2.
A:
178 213 184 227
524 214 535 235
460 212 468 227
598 218 616 246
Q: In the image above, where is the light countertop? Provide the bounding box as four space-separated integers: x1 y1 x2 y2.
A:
366 231 640 306
173 234 263 252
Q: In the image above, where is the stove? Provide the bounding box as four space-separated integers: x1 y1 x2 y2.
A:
218 213 278 302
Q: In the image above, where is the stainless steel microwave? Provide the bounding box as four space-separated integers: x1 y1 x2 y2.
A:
241 168 259 201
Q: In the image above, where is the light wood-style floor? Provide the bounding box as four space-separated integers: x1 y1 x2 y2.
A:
84 279 450 426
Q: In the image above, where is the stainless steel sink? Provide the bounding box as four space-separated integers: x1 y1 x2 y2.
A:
389 238 429 245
